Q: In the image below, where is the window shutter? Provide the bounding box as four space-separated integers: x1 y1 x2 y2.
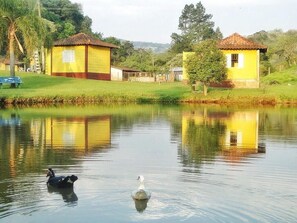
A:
226 54 231 68
238 53 244 68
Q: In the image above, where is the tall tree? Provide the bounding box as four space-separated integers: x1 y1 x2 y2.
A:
170 33 192 54
41 0 91 40
185 39 226 95
170 2 222 54
0 0 48 80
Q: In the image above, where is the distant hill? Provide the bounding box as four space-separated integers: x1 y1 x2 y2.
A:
132 41 171 53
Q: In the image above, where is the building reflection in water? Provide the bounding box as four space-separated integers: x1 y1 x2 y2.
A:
1 115 111 180
32 116 111 150
220 111 262 161
181 108 264 164
0 114 111 212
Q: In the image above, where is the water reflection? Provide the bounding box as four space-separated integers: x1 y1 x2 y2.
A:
0 115 111 179
36 116 111 150
47 187 78 204
0 114 21 126
0 113 112 218
181 108 264 166
0 105 297 222
134 199 149 213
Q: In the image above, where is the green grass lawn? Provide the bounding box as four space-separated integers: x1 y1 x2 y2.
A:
0 71 191 103
1 66 297 105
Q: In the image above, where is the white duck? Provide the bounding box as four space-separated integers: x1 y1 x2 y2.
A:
131 175 151 200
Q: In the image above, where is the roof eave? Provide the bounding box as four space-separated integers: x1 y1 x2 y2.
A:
53 43 118 48
218 46 267 53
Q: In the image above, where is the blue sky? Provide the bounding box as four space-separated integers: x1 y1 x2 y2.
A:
72 0 297 43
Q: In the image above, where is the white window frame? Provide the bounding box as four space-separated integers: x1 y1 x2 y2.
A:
226 54 231 68
62 50 75 63
238 53 244 68
226 53 244 68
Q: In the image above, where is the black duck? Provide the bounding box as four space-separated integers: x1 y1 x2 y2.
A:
46 168 78 189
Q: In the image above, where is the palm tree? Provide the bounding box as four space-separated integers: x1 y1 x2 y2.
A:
0 0 47 83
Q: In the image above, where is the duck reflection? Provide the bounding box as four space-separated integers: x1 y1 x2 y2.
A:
47 187 78 204
134 199 149 213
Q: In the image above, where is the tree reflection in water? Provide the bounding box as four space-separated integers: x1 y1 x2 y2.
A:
180 118 226 168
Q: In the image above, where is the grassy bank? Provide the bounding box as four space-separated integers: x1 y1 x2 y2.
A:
1 66 297 106
0 71 191 105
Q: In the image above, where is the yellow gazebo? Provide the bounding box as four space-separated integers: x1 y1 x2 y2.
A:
46 33 118 80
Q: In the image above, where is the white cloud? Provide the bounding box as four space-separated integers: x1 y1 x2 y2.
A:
204 0 278 6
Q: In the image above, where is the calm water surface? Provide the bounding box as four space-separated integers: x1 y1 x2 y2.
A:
0 105 296 222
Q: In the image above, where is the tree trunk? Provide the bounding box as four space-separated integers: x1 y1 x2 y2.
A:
9 26 15 77
41 46 45 73
9 24 16 87
203 84 208 96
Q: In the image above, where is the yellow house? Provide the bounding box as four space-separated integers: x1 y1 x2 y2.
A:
46 33 118 80
218 33 267 88
183 33 267 88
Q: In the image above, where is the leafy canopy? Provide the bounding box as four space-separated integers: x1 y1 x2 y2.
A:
185 39 227 89
248 29 297 74
0 0 49 77
170 2 222 54
41 0 92 40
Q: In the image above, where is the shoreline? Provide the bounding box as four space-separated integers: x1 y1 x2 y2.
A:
1 95 297 108
1 72 297 108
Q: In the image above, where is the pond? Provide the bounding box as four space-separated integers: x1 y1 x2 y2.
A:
0 104 296 222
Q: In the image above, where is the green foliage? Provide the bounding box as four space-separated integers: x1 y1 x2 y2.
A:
0 0 49 77
57 22 76 39
261 65 297 85
170 1 222 54
249 29 297 73
153 53 183 74
0 17 7 54
185 39 226 88
79 16 93 35
104 37 135 65
182 119 225 165
166 53 183 68
178 2 216 40
41 0 90 40
271 31 297 67
120 49 156 72
170 33 193 54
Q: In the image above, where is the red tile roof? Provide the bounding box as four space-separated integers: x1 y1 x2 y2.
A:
218 33 267 52
54 33 118 48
